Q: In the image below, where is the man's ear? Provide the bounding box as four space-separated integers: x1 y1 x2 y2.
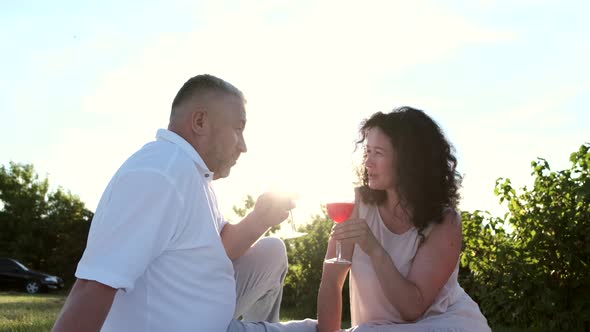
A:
190 110 208 135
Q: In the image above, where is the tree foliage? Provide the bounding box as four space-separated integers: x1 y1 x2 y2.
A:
0 162 92 285
281 211 347 317
460 144 590 329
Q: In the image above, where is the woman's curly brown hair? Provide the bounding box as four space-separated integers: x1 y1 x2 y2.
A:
356 106 462 234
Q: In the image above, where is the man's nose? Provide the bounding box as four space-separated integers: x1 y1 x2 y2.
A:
238 135 247 153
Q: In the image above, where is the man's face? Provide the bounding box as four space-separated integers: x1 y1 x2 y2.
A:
207 95 247 179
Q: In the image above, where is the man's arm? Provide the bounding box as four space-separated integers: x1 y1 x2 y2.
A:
51 279 117 332
221 192 294 260
221 214 269 260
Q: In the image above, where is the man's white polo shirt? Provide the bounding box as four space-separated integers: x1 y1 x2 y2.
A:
76 129 236 332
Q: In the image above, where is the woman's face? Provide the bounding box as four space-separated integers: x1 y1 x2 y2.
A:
364 127 396 191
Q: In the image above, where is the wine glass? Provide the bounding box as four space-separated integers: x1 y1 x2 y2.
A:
270 190 306 240
324 202 355 264
282 209 307 240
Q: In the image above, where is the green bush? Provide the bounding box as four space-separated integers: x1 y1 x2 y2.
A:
282 211 350 320
460 144 590 330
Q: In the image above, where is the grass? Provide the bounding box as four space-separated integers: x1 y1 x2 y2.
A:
0 291 66 332
1 291 551 332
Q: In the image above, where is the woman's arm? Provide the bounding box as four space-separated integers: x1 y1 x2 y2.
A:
400 210 462 319
333 209 462 322
317 235 352 332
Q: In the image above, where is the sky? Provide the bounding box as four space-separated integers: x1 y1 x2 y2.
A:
1 0 589 229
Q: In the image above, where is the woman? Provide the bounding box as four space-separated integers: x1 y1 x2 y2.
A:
317 107 491 332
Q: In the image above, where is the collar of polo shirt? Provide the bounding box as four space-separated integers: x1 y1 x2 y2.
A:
155 129 215 181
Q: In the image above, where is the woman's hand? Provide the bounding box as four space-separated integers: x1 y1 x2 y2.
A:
331 218 381 257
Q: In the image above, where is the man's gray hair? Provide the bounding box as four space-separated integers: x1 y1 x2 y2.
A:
170 74 244 117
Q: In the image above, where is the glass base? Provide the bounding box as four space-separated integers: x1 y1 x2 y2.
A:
324 257 352 264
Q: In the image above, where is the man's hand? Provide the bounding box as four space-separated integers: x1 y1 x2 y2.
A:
221 192 297 260
250 192 297 228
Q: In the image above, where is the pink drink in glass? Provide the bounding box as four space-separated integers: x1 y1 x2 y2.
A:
326 202 355 223
325 202 355 264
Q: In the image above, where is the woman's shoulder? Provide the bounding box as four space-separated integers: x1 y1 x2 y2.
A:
442 208 461 226
424 208 462 238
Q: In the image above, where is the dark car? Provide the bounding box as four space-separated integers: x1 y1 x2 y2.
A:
0 258 64 294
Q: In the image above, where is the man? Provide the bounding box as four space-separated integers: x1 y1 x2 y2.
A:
52 74 316 332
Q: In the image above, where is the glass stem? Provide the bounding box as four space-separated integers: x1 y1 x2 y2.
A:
289 210 296 232
336 240 342 261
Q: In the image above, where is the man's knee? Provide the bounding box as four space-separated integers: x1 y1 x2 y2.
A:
255 237 288 273
235 237 288 278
